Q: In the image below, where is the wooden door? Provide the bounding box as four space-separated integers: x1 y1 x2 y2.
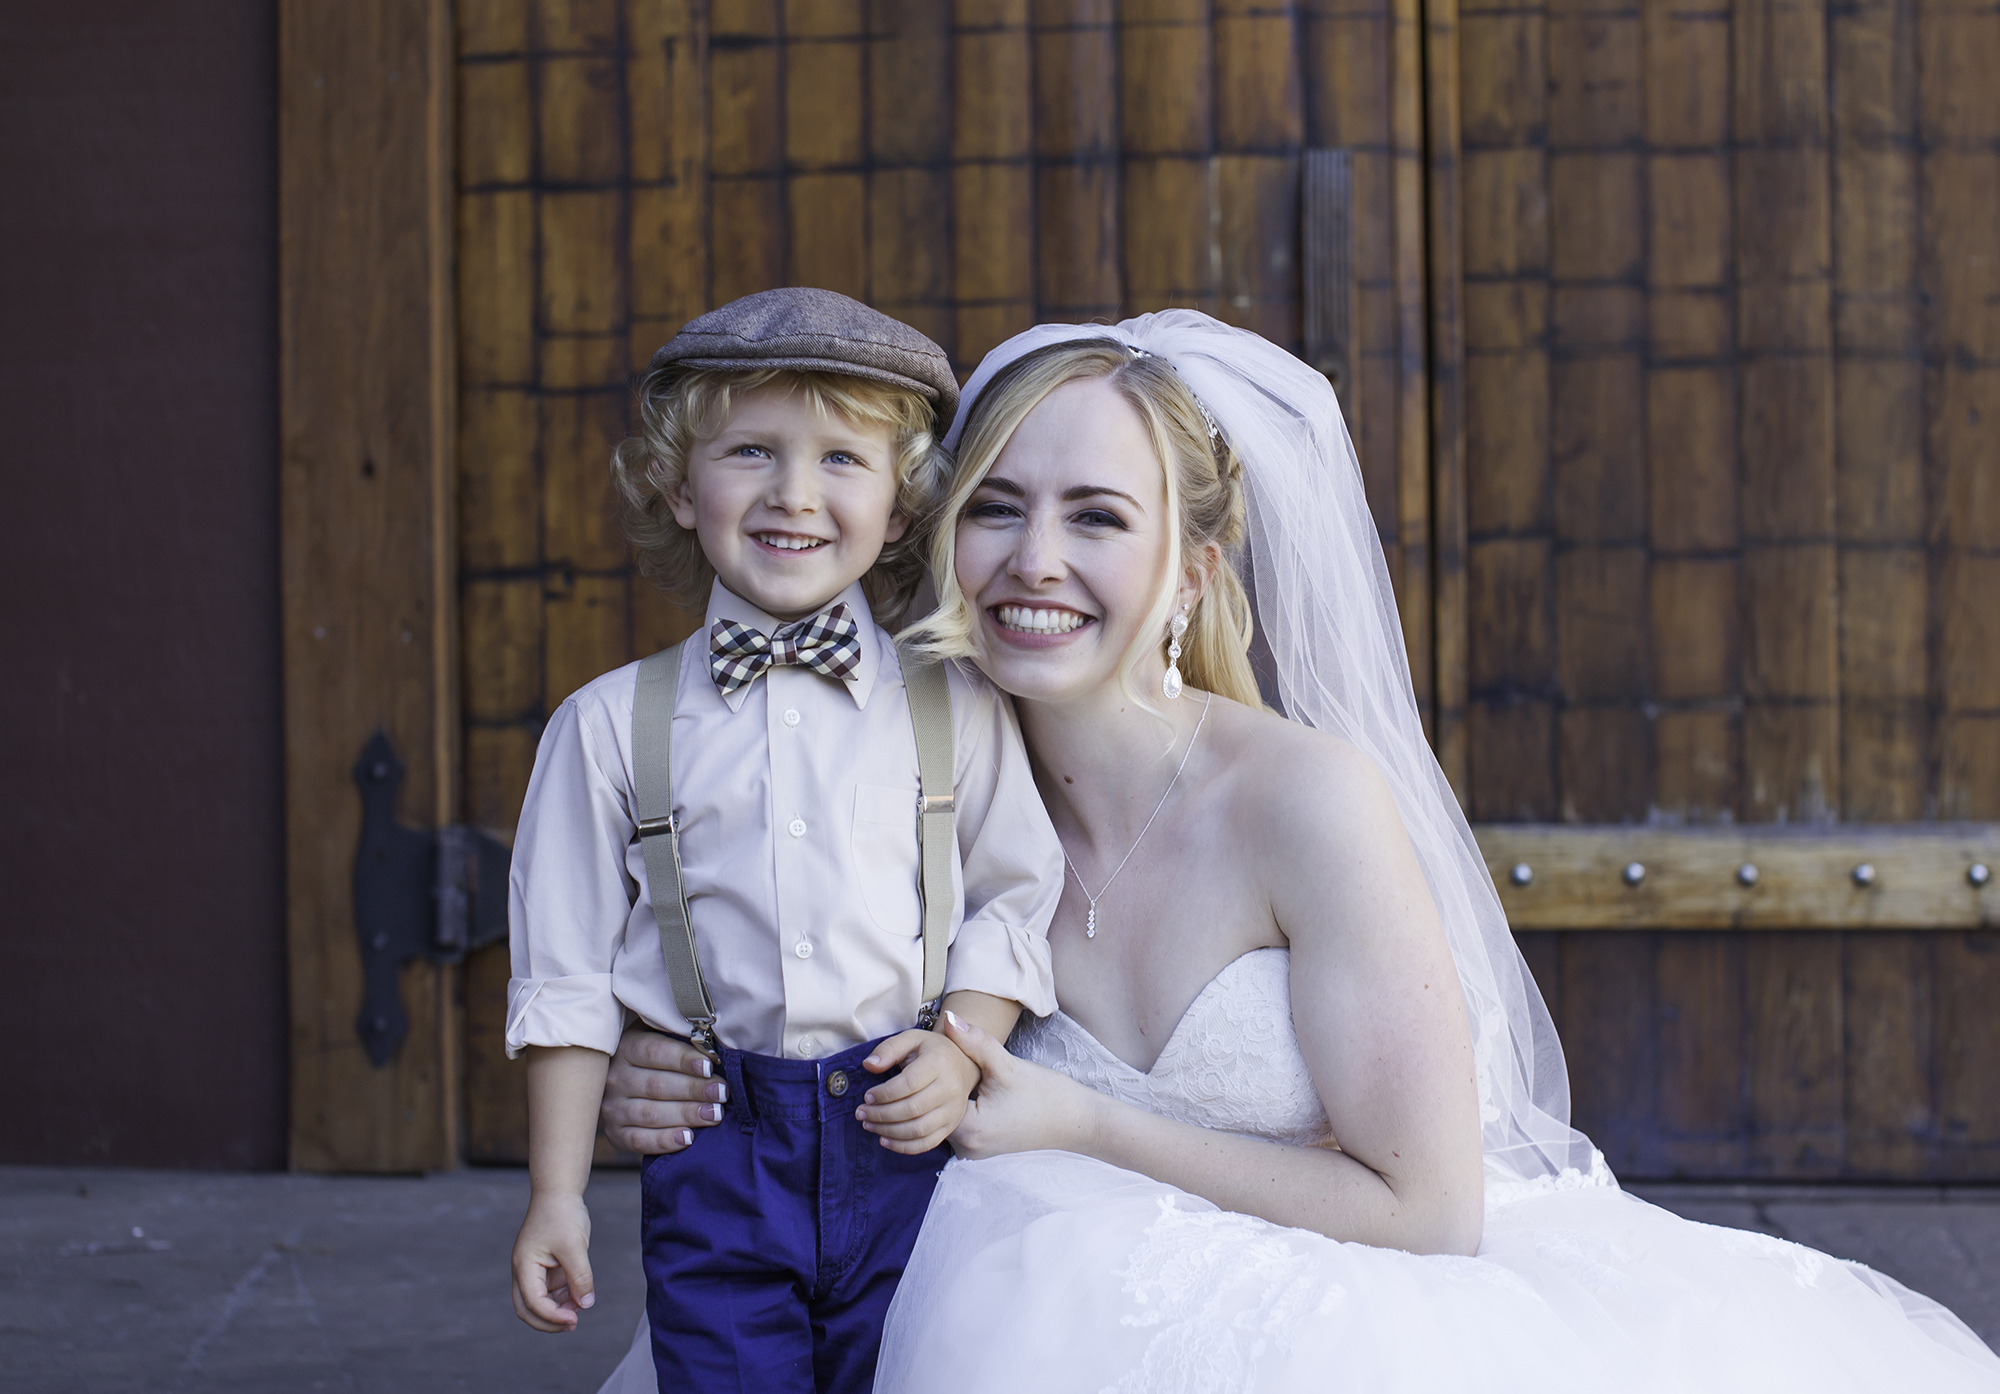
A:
1444 0 2000 1179
448 0 1443 1162
286 0 1998 1177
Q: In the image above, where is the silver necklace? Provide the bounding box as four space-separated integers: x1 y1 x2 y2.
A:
1060 692 1213 938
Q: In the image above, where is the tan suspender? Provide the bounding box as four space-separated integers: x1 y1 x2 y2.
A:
631 637 957 1056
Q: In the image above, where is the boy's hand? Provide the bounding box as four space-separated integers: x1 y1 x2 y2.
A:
854 1028 981 1154
511 1191 596 1333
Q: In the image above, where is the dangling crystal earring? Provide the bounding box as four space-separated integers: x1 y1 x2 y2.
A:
1163 606 1189 700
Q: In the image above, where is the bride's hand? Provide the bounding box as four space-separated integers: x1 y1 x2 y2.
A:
939 1010 1099 1160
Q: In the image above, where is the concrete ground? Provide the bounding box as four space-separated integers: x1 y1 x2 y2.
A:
4 1167 1995 1393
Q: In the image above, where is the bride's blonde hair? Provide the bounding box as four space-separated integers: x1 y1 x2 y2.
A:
905 339 1261 713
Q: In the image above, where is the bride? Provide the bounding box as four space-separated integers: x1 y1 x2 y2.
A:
596 311 2000 1392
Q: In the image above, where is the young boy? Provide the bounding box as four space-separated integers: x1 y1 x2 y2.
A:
505 287 1061 1393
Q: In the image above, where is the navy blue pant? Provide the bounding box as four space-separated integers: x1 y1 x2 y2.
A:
641 1036 949 1394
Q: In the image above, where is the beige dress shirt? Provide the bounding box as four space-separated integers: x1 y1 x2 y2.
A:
505 580 1062 1060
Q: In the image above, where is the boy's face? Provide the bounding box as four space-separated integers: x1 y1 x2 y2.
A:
670 383 908 622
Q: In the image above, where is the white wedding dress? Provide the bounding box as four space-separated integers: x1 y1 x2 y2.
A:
863 947 2000 1394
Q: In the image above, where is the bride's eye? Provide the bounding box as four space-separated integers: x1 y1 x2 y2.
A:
1073 508 1126 530
965 499 1020 521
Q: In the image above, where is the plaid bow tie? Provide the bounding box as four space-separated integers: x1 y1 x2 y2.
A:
708 603 864 697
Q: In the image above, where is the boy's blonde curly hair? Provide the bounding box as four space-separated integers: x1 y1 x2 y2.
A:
611 365 950 625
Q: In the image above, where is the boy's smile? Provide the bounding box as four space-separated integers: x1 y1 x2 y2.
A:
670 383 907 621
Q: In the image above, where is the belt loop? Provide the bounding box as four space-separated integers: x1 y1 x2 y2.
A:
719 1049 756 1133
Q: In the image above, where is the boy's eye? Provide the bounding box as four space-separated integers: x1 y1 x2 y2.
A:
825 451 869 468
730 443 771 458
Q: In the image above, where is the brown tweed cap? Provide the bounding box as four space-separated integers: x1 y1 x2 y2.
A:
648 287 958 425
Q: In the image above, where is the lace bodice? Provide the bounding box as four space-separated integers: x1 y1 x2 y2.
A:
1010 947 1336 1149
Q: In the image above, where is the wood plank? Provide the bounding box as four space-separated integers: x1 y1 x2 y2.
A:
1557 707 1649 822
1549 356 1642 543
1653 934 1746 1175
461 0 531 54
1560 934 1658 1176
868 0 950 165
282 0 460 1171
1464 346 1549 534
544 570 633 709
1843 932 1935 1176
1215 154 1302 341
538 54 625 183
787 172 868 299
1744 934 1844 1174
1839 548 1926 818
533 0 619 50
1476 824 2000 929
458 191 537 386
1123 157 1213 306
870 168 953 323
540 190 627 335
1425 0 1467 796
627 0 709 329
1649 555 1737 702
1645 367 1736 552
459 389 541 571
463 578 545 723
1035 164 1121 317
1652 709 1738 821
541 393 631 570
1935 930 2000 1179
1388 0 1429 735
1120 10 1212 156
785 31 865 171
459 58 532 186
1555 546 1645 704
1468 700 1557 821
1214 3 1305 151
1468 537 1552 695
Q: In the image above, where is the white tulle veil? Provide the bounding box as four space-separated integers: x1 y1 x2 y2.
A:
946 310 1597 1185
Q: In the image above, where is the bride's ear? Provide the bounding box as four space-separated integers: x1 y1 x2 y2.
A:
1178 541 1224 613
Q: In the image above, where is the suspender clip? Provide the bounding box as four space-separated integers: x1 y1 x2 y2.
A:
637 815 677 839
916 999 943 1032
919 794 955 815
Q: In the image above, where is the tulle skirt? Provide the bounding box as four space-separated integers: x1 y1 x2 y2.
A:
866 1150 2000 1394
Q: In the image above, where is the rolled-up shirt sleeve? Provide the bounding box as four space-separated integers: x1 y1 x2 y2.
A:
940 662 1061 1016
505 698 638 1058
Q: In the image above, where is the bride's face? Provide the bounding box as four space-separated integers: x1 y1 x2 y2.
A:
954 377 1174 706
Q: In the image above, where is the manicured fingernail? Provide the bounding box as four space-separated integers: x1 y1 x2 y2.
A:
698 1058 712 1077
710 1082 729 1103
580 1293 595 1309
945 1010 964 1029
701 1104 723 1122
679 1129 693 1147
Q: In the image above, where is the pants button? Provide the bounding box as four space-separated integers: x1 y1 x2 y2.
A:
826 1070 850 1098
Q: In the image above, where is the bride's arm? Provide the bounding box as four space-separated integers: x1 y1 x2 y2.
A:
937 736 1485 1258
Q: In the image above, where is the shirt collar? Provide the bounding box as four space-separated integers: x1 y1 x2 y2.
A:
703 579 883 712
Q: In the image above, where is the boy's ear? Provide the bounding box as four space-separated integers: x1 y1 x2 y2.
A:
883 505 910 545
665 472 699 531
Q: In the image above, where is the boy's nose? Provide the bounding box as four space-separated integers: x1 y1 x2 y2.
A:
765 460 820 513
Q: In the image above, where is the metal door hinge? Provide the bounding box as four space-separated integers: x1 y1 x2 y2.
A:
352 731 512 1067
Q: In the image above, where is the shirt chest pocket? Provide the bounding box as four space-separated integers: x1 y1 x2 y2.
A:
851 782 922 936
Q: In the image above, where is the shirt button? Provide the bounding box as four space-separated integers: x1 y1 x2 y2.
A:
788 817 807 837
794 940 814 959
782 708 801 727
797 1036 820 1058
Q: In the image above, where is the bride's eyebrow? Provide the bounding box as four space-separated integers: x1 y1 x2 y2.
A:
1062 484 1143 508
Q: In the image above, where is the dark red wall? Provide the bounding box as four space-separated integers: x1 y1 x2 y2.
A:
0 5 287 1168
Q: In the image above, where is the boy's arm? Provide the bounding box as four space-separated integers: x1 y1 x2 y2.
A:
512 1045 611 1333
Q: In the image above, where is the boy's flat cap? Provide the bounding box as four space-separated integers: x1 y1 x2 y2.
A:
649 287 958 424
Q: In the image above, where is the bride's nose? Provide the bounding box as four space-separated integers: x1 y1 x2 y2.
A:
1005 520 1066 586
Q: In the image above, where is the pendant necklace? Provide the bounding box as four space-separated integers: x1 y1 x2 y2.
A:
1060 692 1213 938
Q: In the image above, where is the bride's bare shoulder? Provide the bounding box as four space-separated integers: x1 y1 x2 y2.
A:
1208 697 1396 812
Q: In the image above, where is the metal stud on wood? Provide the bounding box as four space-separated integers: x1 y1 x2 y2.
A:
1622 862 1646 886
1509 862 1534 887
1852 863 1877 888
1737 863 1760 888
